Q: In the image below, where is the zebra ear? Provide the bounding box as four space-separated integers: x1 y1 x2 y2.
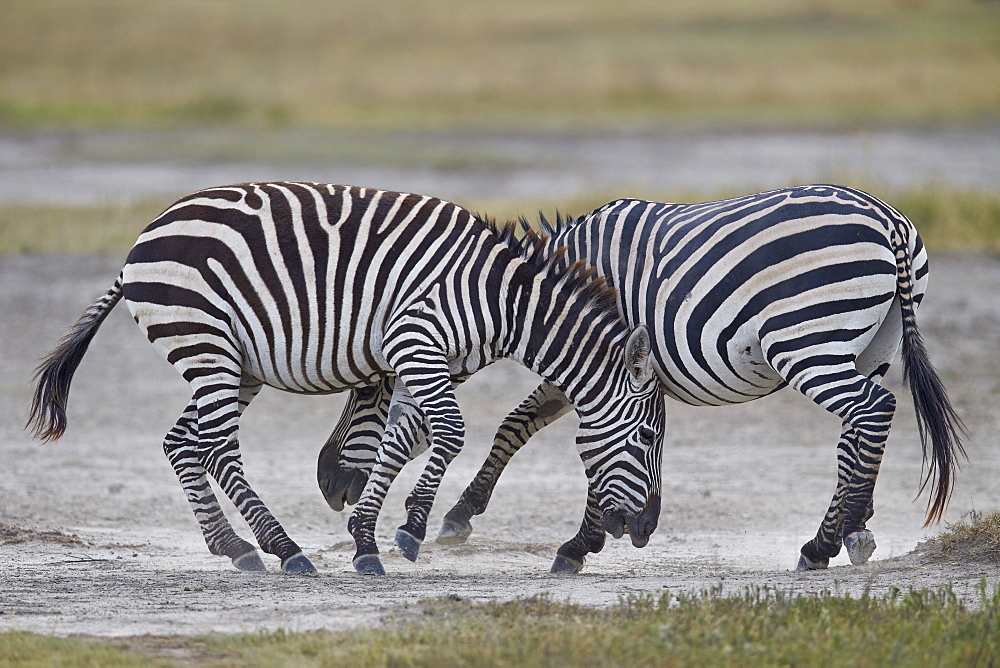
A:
625 324 653 386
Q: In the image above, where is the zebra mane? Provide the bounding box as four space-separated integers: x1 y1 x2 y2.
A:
475 214 619 318
514 210 584 269
534 210 581 239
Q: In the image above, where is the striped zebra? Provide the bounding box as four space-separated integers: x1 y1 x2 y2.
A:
317 184 965 573
26 182 666 576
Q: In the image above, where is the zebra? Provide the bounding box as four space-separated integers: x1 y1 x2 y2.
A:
26 182 666 576
317 184 965 573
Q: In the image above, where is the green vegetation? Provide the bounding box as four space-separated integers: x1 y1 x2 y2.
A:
0 200 165 256
3 186 999 258
891 189 1000 256
1 0 998 131
0 631 169 667
2 585 998 666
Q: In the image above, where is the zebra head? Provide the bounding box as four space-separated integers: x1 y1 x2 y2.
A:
317 381 392 511
575 324 664 548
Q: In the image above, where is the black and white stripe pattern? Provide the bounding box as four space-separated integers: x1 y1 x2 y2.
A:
319 184 964 572
27 182 665 575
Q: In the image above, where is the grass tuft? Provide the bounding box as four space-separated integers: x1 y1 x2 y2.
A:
919 510 1000 564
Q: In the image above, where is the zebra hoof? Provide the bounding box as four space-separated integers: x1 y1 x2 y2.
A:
550 555 585 574
844 530 877 566
395 530 422 562
232 550 267 572
281 553 317 575
795 553 829 571
353 554 386 576
436 517 473 545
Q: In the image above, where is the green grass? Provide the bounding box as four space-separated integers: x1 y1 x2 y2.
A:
3 585 998 666
3 186 999 258
890 188 1000 255
1 0 998 131
0 200 166 256
0 631 170 667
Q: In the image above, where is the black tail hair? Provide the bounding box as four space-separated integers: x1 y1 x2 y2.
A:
902 322 967 525
26 276 123 442
896 246 966 525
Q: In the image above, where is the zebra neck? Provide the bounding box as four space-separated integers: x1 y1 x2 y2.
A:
498 268 626 410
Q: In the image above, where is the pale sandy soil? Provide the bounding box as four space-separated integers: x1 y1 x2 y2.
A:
1 252 998 637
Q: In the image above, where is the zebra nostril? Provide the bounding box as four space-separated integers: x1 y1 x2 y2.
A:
345 469 369 506
601 509 626 539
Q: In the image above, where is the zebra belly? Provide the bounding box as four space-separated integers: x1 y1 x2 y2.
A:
239 351 386 395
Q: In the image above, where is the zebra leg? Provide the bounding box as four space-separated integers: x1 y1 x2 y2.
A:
550 489 607 574
386 354 467 563
795 422 859 570
438 381 572 544
192 374 316 575
797 359 895 570
347 385 424 575
792 294 904 571
784 362 895 571
162 399 266 572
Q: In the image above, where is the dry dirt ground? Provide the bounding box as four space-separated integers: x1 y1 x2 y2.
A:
1 252 999 637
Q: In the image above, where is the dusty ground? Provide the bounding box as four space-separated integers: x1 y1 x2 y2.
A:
1 250 999 638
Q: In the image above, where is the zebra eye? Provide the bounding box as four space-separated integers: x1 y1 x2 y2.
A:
358 386 377 399
638 427 655 446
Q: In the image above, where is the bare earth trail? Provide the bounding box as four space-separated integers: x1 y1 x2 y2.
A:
1 250 998 637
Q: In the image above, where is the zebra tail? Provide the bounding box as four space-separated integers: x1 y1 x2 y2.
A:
897 242 967 527
26 274 124 443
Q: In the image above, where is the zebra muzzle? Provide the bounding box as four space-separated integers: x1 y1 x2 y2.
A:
625 494 661 548
601 495 661 546
318 466 369 512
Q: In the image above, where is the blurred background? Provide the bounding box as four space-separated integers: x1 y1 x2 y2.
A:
0 0 998 253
